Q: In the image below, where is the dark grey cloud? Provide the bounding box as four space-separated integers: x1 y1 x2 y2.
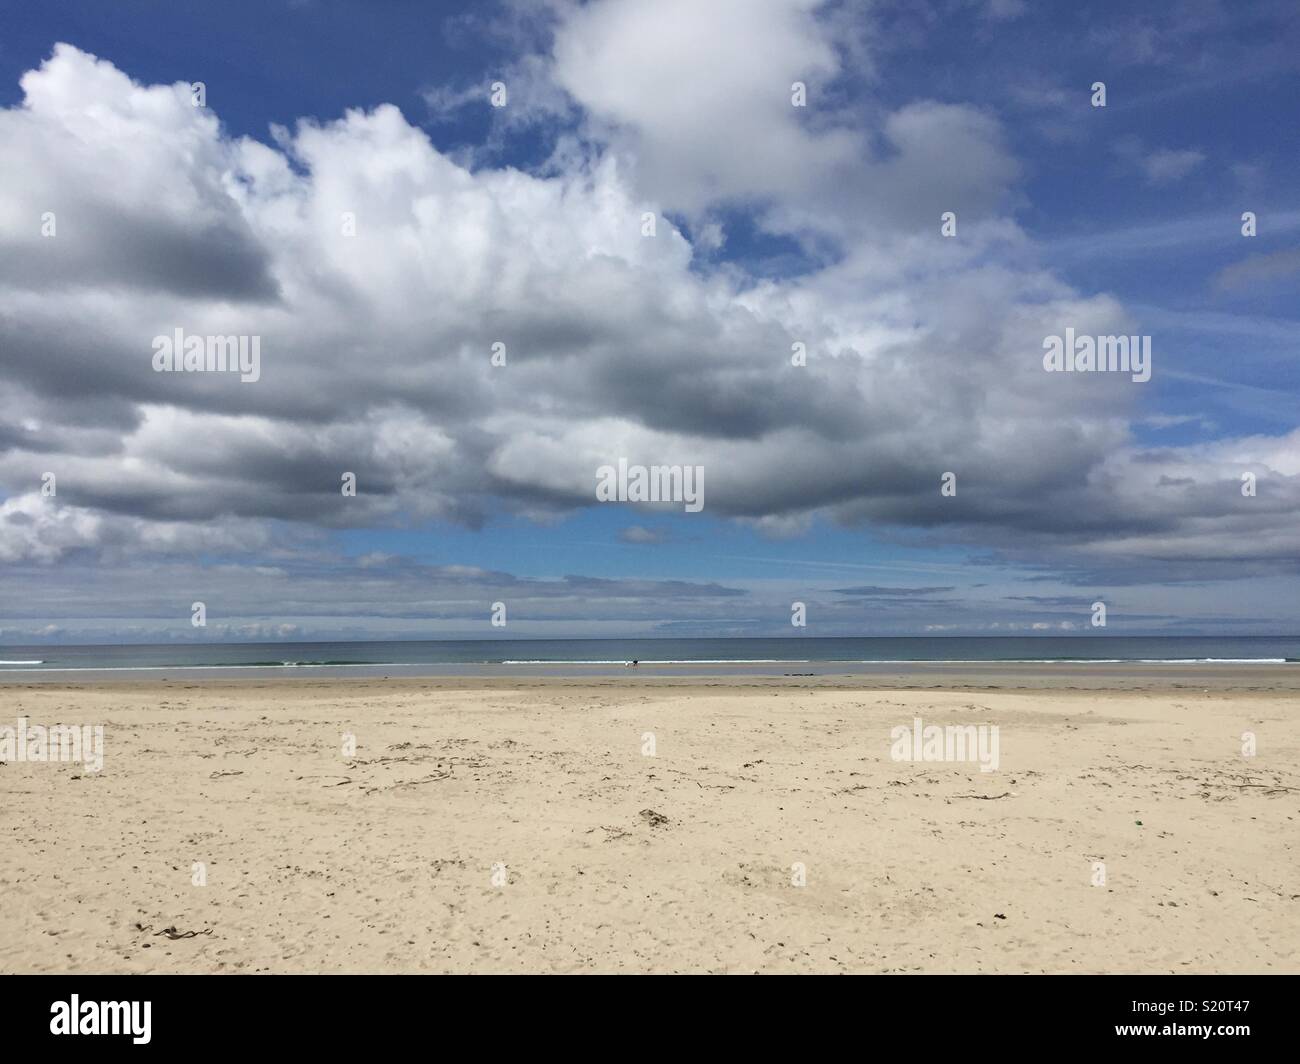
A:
0 208 279 302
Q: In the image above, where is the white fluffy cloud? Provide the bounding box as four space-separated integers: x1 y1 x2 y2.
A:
552 0 852 213
549 0 1018 238
0 32 1297 597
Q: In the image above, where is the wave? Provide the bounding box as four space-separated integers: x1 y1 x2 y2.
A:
244 660 387 667
0 662 406 673
505 657 1293 665
853 657 1293 665
500 658 807 665
1 656 1293 673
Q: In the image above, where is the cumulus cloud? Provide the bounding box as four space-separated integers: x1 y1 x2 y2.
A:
551 0 852 214
0 44 278 301
0 25 1298 638
548 0 1018 237
0 493 102 563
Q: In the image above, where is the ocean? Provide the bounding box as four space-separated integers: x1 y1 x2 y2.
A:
0 635 1296 678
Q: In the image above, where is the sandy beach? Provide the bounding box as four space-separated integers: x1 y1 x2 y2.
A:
2 673 1297 973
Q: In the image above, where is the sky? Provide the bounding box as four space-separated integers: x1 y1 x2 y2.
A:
0 0 1298 644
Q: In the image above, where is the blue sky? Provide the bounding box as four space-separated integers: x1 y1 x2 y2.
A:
0 0 1298 642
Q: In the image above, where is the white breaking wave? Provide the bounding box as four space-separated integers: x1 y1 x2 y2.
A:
500 658 808 665
0 657 1290 674
505 657 1291 665
865 658 1292 665
0 662 405 672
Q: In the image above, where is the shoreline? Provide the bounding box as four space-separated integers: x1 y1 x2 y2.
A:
3 660 1300 690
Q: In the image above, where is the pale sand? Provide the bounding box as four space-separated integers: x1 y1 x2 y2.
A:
1 677 1296 973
